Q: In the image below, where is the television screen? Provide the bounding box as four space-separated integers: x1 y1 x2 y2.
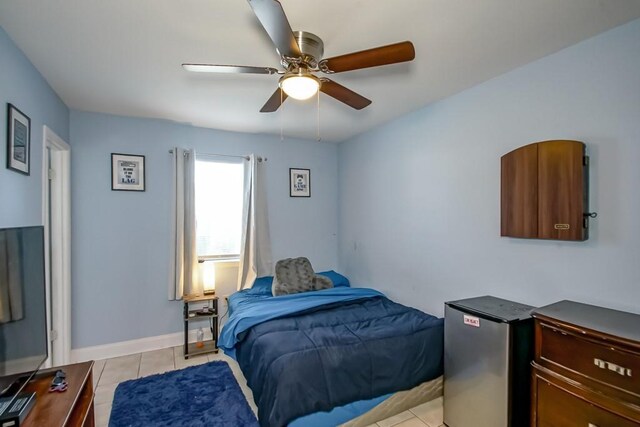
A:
0 226 48 405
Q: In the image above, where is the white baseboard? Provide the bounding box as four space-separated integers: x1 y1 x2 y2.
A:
71 328 216 363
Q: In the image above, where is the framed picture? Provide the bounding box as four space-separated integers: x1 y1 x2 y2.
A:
289 168 310 197
111 153 145 191
6 104 31 175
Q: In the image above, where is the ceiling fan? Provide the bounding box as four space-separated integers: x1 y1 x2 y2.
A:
182 0 415 113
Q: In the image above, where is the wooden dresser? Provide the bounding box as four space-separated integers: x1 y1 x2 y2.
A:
531 301 640 426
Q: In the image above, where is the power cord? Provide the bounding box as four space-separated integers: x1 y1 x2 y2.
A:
212 297 230 337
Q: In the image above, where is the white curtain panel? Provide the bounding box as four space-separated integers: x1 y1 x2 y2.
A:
237 154 273 290
169 148 201 300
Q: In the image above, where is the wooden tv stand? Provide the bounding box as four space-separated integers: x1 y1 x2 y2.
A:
21 361 94 427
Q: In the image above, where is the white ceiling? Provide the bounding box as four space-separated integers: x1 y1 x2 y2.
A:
1 1 639 142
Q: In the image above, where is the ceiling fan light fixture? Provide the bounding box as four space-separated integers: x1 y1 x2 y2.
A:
279 71 320 100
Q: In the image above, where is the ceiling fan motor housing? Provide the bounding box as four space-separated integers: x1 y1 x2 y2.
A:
287 31 324 68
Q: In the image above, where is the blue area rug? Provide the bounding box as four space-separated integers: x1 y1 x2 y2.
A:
109 361 258 427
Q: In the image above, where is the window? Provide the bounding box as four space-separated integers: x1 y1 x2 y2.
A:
195 159 244 259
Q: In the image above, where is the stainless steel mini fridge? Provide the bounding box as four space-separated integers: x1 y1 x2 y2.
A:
443 296 534 427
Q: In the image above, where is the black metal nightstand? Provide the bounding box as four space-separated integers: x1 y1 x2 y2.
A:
183 294 219 359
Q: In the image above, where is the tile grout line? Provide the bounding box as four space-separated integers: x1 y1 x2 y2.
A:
173 346 177 370
95 360 106 387
136 352 142 379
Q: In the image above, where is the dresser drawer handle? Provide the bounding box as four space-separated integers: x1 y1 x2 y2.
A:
594 358 632 377
588 424 599 427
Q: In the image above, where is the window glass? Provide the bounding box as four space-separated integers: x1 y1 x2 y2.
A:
195 159 244 259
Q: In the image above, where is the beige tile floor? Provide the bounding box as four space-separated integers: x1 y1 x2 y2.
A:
92 346 444 427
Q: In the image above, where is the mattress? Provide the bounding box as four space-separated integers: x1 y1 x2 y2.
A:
290 376 443 427
341 376 443 427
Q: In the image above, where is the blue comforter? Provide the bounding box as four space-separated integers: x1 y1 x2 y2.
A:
221 288 444 427
219 287 385 357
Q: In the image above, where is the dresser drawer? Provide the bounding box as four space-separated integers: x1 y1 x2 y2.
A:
534 373 639 427
539 323 640 396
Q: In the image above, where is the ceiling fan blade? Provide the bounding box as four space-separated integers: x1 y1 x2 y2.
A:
260 88 288 113
320 41 415 73
247 0 301 58
182 64 280 74
320 79 371 110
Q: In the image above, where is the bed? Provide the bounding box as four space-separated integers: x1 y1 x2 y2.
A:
219 271 444 427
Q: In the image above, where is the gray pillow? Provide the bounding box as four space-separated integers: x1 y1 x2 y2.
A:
272 257 333 296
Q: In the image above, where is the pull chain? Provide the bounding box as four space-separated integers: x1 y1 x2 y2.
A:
316 89 321 142
280 89 284 142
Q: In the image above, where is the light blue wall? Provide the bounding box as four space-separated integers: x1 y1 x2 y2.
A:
6 15 638 349
70 111 338 348
0 26 69 227
338 19 640 317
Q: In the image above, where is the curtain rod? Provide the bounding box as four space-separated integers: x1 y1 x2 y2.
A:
168 149 266 162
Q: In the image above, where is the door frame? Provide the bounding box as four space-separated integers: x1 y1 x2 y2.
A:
41 125 71 366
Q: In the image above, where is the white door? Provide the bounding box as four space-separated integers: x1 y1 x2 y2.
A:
42 126 71 367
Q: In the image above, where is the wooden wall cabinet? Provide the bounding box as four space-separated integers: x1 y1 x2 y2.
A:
501 140 589 241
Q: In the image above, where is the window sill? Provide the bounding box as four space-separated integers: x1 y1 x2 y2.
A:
211 259 239 268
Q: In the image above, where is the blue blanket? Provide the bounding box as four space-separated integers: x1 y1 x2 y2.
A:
222 289 444 427
219 287 385 357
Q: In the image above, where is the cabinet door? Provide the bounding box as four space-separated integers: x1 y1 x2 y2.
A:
501 143 538 238
537 140 585 240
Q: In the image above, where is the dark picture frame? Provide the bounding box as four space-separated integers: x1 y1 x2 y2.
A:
6 103 31 175
111 153 146 191
289 168 310 197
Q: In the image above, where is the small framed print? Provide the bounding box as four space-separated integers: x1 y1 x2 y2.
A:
289 168 310 197
6 104 31 175
111 153 145 191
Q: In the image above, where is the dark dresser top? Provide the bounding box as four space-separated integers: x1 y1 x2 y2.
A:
533 300 640 344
